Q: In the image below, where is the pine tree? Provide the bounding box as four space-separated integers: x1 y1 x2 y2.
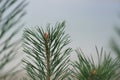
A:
0 0 27 79
71 47 120 80
23 21 72 80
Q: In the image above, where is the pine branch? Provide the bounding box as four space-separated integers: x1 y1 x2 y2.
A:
23 21 72 80
71 47 120 80
0 0 27 79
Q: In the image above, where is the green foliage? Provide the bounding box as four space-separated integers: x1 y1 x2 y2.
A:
71 47 120 80
23 21 72 80
0 0 27 79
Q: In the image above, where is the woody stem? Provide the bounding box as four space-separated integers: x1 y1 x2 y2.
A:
45 39 50 80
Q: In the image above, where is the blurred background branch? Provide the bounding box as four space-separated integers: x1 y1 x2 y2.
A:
110 27 120 58
0 0 28 80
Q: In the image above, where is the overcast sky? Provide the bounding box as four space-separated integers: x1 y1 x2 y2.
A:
24 0 120 59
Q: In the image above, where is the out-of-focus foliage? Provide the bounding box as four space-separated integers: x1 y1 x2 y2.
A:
110 27 120 58
23 21 72 80
71 47 120 80
110 27 120 80
0 0 27 79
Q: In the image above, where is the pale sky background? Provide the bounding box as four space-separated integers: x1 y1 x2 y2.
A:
24 0 120 60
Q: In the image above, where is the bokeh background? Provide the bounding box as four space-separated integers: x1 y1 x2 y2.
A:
25 0 120 60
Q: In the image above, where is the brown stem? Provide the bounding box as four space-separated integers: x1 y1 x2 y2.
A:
45 37 50 80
